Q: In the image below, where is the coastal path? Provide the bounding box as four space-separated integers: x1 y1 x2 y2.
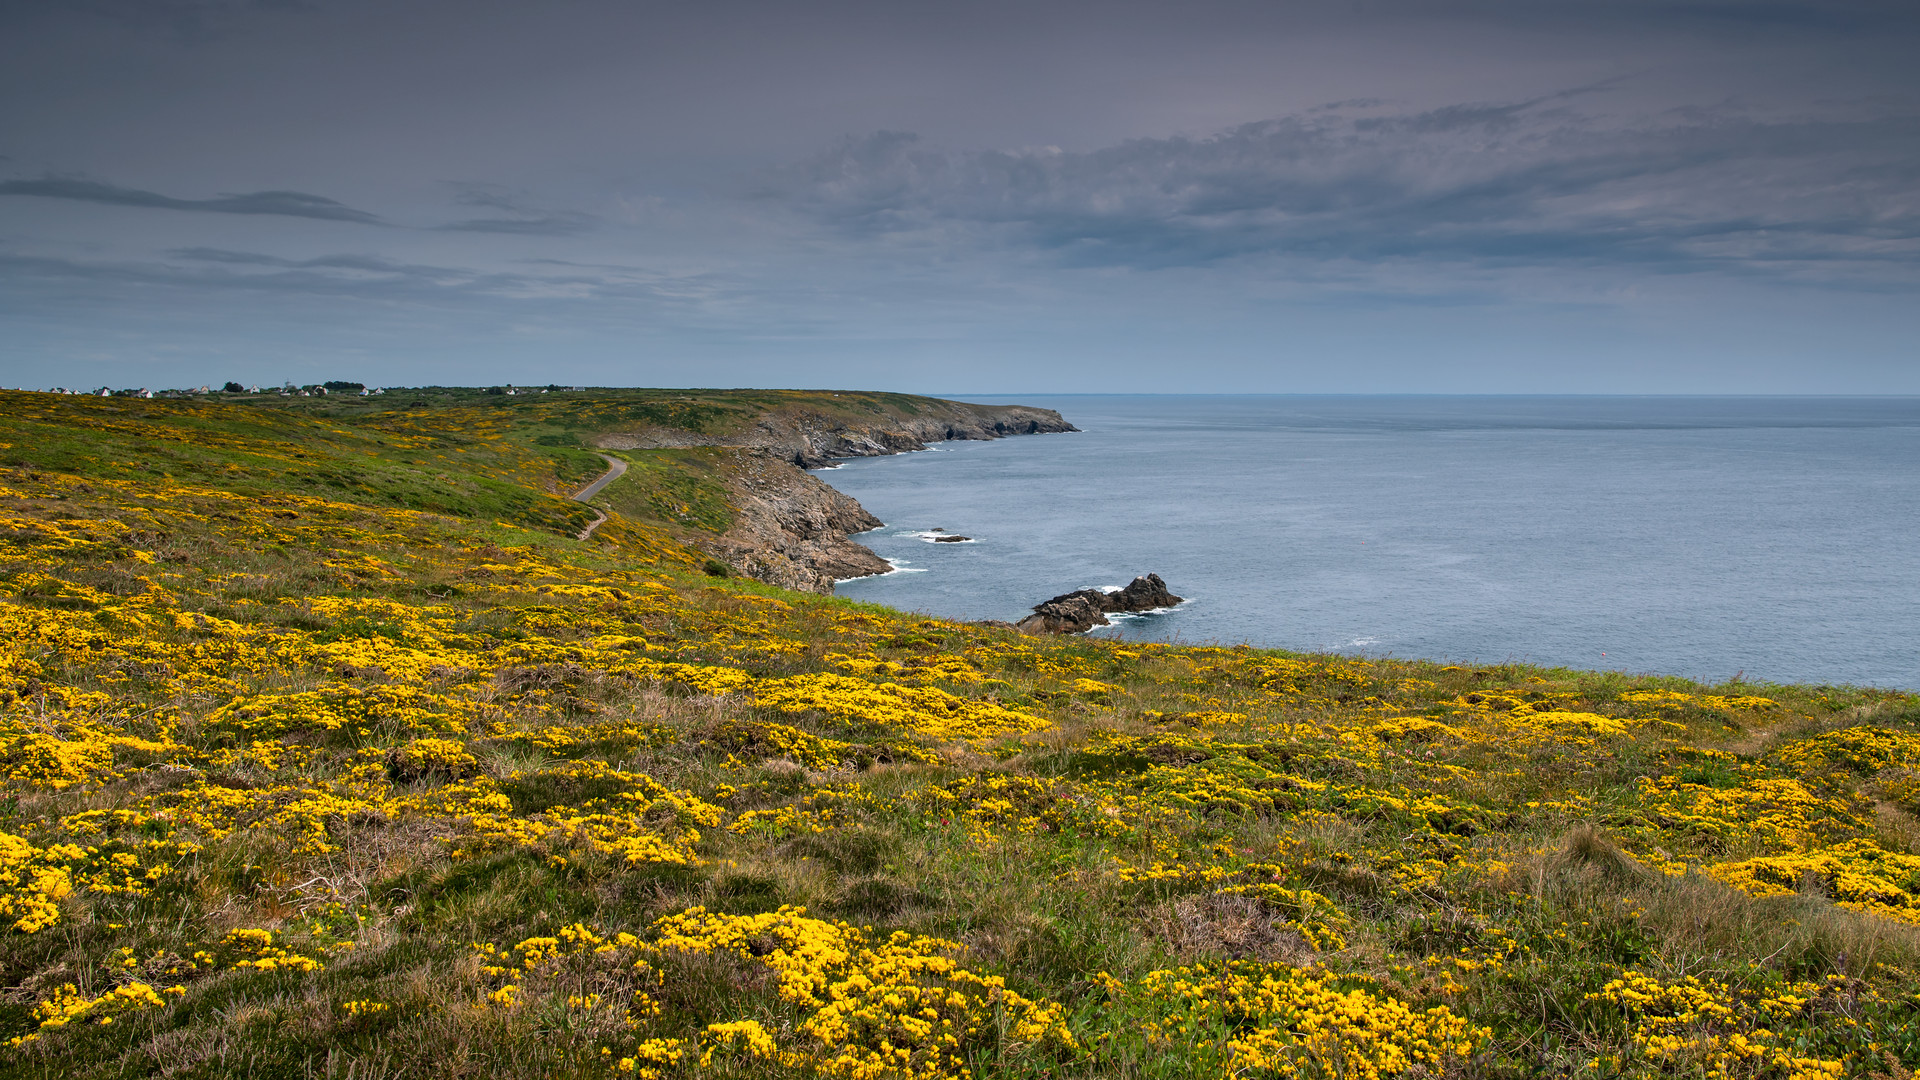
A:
571 454 627 540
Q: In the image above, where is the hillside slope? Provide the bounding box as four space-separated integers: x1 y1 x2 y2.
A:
0 389 1916 1079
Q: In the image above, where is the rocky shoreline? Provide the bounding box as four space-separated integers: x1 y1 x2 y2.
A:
690 455 892 593
591 399 1075 593
593 400 1076 468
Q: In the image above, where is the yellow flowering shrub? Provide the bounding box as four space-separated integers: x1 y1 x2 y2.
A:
217 927 326 972
1708 839 1920 926
385 736 481 783
1097 962 1485 1079
7 982 173 1046
1588 970 1846 1080
0 392 1916 1076
0 831 73 933
653 906 1075 1077
754 672 1048 741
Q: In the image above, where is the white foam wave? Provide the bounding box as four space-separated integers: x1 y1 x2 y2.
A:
833 558 931 584
1105 603 1182 620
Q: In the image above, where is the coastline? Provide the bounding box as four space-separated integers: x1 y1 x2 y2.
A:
813 394 1920 689
592 397 1076 593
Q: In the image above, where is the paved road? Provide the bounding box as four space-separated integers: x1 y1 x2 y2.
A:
573 454 627 501
572 454 626 540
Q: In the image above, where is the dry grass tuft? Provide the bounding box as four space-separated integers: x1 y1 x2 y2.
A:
1146 891 1317 964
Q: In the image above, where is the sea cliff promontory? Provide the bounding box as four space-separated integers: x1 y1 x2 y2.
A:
586 393 1075 590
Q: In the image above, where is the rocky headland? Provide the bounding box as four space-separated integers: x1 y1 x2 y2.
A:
594 399 1075 468
690 455 892 593
590 398 1075 593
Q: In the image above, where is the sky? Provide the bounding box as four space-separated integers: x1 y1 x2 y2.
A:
1 0 1917 394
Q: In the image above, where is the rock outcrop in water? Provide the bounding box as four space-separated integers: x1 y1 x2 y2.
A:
1015 574 1183 634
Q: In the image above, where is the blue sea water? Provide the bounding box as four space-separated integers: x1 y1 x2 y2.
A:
826 396 1920 689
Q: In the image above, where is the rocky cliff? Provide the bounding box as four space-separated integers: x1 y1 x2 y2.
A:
738 402 1076 468
592 398 1074 593
691 455 892 593
593 399 1074 467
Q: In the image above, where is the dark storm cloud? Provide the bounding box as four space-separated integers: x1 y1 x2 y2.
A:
0 176 383 224
761 97 1920 279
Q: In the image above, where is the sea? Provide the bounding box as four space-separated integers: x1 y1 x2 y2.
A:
825 396 1920 690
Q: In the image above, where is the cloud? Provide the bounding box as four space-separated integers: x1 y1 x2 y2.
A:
0 176 383 223
153 246 578 297
758 96 1920 280
0 244 724 307
432 181 597 236
434 215 596 236
0 174 598 233
166 247 465 278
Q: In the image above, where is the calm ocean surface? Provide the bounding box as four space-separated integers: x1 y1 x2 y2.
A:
826 396 1920 689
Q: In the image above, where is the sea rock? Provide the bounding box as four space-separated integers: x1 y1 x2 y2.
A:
1110 573 1181 612
1014 574 1183 634
932 535 970 543
1016 593 1112 634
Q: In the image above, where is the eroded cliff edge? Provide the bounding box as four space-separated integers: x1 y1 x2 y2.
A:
590 398 1074 593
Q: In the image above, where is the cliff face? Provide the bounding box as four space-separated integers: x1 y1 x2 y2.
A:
691 455 891 593
738 403 1076 468
591 398 1074 593
593 400 1074 465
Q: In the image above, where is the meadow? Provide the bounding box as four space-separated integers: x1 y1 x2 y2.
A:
0 389 1916 1079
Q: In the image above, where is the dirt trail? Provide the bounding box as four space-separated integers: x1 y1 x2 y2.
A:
572 454 626 540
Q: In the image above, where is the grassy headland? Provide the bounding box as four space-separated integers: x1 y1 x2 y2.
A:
0 388 1916 1079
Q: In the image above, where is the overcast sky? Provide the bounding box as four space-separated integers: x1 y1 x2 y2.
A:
2 0 1917 393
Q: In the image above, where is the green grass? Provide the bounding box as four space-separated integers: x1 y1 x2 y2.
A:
1 388 1917 1079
